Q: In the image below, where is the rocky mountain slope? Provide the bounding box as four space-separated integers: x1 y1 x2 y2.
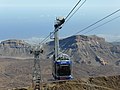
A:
0 35 120 90
0 35 120 66
12 75 120 90
43 75 120 90
0 39 31 57
46 35 120 66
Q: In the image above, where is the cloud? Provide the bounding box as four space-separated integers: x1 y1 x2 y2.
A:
0 37 50 46
25 35 120 44
24 37 46 45
97 34 120 42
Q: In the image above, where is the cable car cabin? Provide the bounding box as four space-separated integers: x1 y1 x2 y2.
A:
52 53 73 80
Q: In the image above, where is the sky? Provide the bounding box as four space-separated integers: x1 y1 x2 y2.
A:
0 0 120 42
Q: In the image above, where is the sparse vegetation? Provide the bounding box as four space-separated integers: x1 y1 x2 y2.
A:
0 36 120 90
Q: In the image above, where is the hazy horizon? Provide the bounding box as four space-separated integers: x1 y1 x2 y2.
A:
0 0 120 42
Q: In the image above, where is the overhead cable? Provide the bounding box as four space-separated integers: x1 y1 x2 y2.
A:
61 9 120 53
75 9 120 34
83 15 120 34
38 0 83 46
66 0 86 23
65 0 81 20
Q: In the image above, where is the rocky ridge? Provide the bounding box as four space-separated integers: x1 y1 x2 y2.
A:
46 35 120 66
0 35 120 90
0 35 120 66
0 39 31 57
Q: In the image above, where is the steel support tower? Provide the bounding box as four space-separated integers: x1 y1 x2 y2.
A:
30 48 43 90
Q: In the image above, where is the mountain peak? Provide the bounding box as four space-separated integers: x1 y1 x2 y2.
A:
0 39 31 57
46 35 120 66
